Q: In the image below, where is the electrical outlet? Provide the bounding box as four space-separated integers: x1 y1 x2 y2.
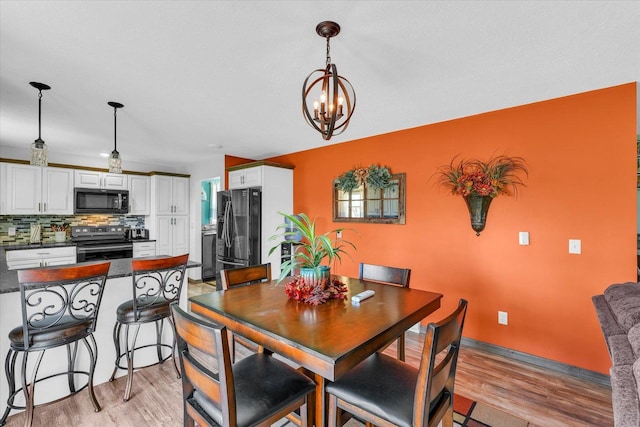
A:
336 230 342 239
498 311 508 325
569 239 581 254
8 227 16 236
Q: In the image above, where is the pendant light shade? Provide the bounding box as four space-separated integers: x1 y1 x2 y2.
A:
302 21 356 141
108 101 124 174
29 82 51 166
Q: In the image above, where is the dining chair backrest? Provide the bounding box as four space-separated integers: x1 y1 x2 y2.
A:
130 254 189 321
220 263 271 290
414 299 468 427
170 303 315 427
359 262 411 288
17 262 111 350
359 262 411 360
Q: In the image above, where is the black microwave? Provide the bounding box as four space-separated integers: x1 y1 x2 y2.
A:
74 188 129 214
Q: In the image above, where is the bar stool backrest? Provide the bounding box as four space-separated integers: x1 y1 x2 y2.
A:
130 254 189 322
17 262 111 350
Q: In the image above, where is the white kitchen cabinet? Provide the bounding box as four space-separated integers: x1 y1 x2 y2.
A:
149 174 190 257
132 241 156 258
228 167 262 189
74 169 127 189
225 162 293 277
128 175 150 215
4 163 74 215
154 216 189 256
5 246 76 270
151 175 189 215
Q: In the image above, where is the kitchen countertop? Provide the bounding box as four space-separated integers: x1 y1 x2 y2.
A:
0 249 200 294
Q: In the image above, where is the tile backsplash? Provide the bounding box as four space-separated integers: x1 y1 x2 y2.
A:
0 215 145 244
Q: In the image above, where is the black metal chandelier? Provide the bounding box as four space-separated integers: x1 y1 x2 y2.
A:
107 101 124 173
302 21 356 141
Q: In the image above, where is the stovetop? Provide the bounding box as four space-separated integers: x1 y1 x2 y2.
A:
71 225 129 243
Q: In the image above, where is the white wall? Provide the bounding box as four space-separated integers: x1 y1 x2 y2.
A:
185 154 225 280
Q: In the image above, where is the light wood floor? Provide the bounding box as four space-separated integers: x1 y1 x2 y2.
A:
2 281 613 426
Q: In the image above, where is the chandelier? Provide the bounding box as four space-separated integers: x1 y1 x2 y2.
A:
29 82 51 166
107 101 124 173
302 21 356 140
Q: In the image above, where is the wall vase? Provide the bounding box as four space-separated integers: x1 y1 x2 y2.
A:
463 194 493 236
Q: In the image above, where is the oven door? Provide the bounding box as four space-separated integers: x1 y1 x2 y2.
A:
76 242 133 262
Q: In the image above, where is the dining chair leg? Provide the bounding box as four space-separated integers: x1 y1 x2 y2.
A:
109 321 122 382
83 335 101 412
327 394 338 427
124 324 141 401
397 333 406 361
442 406 454 427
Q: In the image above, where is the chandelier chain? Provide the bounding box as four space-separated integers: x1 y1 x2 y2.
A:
325 36 331 67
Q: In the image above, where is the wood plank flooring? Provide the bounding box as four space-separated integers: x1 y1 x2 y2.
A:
2 281 613 426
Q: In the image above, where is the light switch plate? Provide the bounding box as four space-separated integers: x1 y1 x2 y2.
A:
518 231 529 245
8 227 16 236
569 239 581 254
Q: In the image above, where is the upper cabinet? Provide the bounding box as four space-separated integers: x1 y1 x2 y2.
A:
75 169 127 189
3 163 74 215
228 167 263 189
128 175 150 215
151 175 189 216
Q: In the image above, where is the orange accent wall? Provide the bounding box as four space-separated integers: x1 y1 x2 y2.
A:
268 83 638 374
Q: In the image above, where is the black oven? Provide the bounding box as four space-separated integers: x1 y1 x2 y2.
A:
72 225 133 262
76 241 133 262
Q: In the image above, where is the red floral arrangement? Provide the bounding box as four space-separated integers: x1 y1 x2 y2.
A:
285 276 348 305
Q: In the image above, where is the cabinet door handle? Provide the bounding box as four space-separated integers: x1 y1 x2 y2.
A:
43 203 47 212
38 202 41 212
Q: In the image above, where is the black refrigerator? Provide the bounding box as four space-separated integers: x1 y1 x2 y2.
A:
215 187 261 290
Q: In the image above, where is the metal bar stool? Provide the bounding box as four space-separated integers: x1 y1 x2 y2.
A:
108 254 188 401
0 262 111 427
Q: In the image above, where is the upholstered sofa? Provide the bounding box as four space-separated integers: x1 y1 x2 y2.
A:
593 282 640 426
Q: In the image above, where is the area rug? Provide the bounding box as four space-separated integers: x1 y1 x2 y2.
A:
313 394 529 427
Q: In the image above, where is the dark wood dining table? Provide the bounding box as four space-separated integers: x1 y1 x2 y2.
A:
189 275 443 427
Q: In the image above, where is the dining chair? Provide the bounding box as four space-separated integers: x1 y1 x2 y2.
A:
109 253 189 401
359 262 411 360
326 299 468 427
1 262 111 427
220 263 271 362
170 303 316 427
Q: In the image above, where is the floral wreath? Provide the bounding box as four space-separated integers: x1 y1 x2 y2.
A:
336 164 392 192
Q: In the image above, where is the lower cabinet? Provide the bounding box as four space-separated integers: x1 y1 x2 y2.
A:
5 246 77 270
154 216 189 256
132 241 156 258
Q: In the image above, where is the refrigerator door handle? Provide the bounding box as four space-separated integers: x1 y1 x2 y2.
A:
218 259 248 267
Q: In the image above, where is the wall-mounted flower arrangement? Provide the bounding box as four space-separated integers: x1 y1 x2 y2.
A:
435 155 528 235
336 164 392 192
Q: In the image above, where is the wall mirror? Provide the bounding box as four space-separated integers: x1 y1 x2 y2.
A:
333 173 405 224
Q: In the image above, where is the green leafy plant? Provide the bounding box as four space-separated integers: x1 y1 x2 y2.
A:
268 212 356 284
336 165 392 192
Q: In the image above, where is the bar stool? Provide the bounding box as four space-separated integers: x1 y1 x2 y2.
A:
109 254 188 401
0 262 111 427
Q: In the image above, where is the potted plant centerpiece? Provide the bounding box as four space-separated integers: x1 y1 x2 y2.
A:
269 212 356 305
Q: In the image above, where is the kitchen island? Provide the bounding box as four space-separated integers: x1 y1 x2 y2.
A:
0 252 201 412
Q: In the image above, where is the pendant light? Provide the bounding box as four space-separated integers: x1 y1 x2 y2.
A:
302 21 356 141
29 82 51 166
108 101 124 173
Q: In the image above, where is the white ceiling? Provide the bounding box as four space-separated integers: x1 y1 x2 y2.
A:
1 1 638 172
